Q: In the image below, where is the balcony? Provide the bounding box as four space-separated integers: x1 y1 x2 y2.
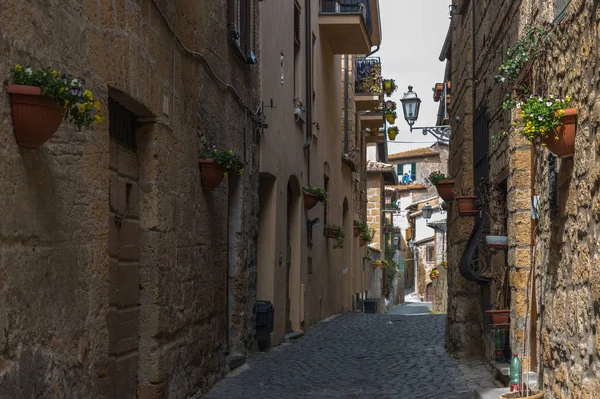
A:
360 111 384 131
319 0 374 54
365 128 385 144
355 57 383 111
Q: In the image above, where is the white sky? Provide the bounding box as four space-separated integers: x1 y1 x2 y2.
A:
378 0 451 153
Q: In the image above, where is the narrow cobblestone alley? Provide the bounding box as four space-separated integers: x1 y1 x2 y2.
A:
203 305 501 399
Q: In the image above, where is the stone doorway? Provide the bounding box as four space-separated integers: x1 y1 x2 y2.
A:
107 100 140 398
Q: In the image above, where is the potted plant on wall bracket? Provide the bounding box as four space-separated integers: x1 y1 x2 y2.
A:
8 65 103 148
454 188 478 216
303 186 328 210
387 126 398 141
384 100 396 111
429 268 440 280
372 260 381 269
359 228 374 248
325 224 345 249
354 220 367 238
427 171 455 202
383 78 397 97
440 260 448 270
384 108 397 124
199 145 245 190
512 94 576 158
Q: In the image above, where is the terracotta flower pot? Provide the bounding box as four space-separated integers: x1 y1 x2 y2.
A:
304 192 319 210
435 180 455 202
543 108 577 158
372 262 379 269
325 228 338 238
8 84 64 148
359 238 366 247
456 196 478 216
499 390 543 399
199 158 225 190
369 130 380 137
353 226 360 238
486 309 510 324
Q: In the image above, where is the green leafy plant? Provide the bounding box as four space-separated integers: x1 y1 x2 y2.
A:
494 25 546 85
354 219 368 232
356 62 382 94
304 186 328 203
360 228 375 243
385 100 397 111
11 64 103 129
326 224 345 249
199 145 245 176
515 94 571 142
384 108 397 117
426 171 453 185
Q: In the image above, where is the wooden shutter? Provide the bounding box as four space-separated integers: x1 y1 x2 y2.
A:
397 163 403 176
410 163 416 181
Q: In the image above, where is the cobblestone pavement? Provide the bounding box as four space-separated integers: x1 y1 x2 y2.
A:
203 308 501 399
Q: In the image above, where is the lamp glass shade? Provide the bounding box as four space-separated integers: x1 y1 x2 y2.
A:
400 86 421 127
422 203 433 220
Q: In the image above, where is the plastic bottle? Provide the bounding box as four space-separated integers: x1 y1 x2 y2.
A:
509 353 521 392
493 329 504 362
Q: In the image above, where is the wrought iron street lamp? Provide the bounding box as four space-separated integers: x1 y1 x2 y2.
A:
400 86 451 143
422 203 433 220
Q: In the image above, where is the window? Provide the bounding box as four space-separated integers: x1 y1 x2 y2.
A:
426 246 434 262
109 99 136 151
294 1 301 48
554 0 568 22
397 163 416 184
228 0 257 61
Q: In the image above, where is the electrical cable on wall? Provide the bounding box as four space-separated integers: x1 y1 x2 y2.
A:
150 0 262 125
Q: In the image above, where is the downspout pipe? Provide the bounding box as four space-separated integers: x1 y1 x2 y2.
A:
303 0 312 152
344 55 349 154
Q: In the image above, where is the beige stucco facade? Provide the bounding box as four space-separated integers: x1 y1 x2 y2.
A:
257 0 383 344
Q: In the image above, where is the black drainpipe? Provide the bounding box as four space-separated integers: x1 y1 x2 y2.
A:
344 55 349 154
304 0 312 185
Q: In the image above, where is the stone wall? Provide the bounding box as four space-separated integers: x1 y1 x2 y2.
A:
527 1 600 396
0 0 260 397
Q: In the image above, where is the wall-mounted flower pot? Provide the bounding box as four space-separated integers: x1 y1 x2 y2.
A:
372 262 380 269
199 158 225 190
304 192 319 210
485 235 508 248
485 309 510 324
8 84 64 148
456 196 478 216
353 226 360 238
435 180 455 202
325 227 339 238
359 238 366 247
388 127 398 141
369 130 380 137
386 114 395 124
543 108 577 158
499 390 544 399
382 226 390 234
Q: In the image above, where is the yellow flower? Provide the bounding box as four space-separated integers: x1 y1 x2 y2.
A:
51 70 59 77
64 99 69 106
15 64 22 72
60 87 65 93
94 114 104 123
540 126 546 133
83 90 93 101
78 104 86 113
558 109 565 117
85 102 93 110
565 95 571 102
94 101 101 111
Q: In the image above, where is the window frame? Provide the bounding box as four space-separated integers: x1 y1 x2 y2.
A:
426 246 435 263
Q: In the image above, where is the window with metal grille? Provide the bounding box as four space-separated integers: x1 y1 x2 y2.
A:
548 154 558 218
294 1 301 48
554 0 568 22
473 108 489 195
426 246 435 262
228 0 256 61
109 99 136 151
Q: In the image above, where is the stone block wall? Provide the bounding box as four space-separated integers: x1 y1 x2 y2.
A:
0 0 260 397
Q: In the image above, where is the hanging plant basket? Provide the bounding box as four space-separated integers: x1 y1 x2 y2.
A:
304 192 319 210
485 309 510 325
8 84 64 148
456 196 478 216
543 108 577 158
435 180 455 202
385 114 396 124
485 235 508 248
199 158 225 190
359 238 366 247
325 227 339 238
353 226 360 238
388 127 398 141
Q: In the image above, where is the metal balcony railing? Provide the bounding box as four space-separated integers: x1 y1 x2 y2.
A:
355 56 382 94
320 0 373 38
